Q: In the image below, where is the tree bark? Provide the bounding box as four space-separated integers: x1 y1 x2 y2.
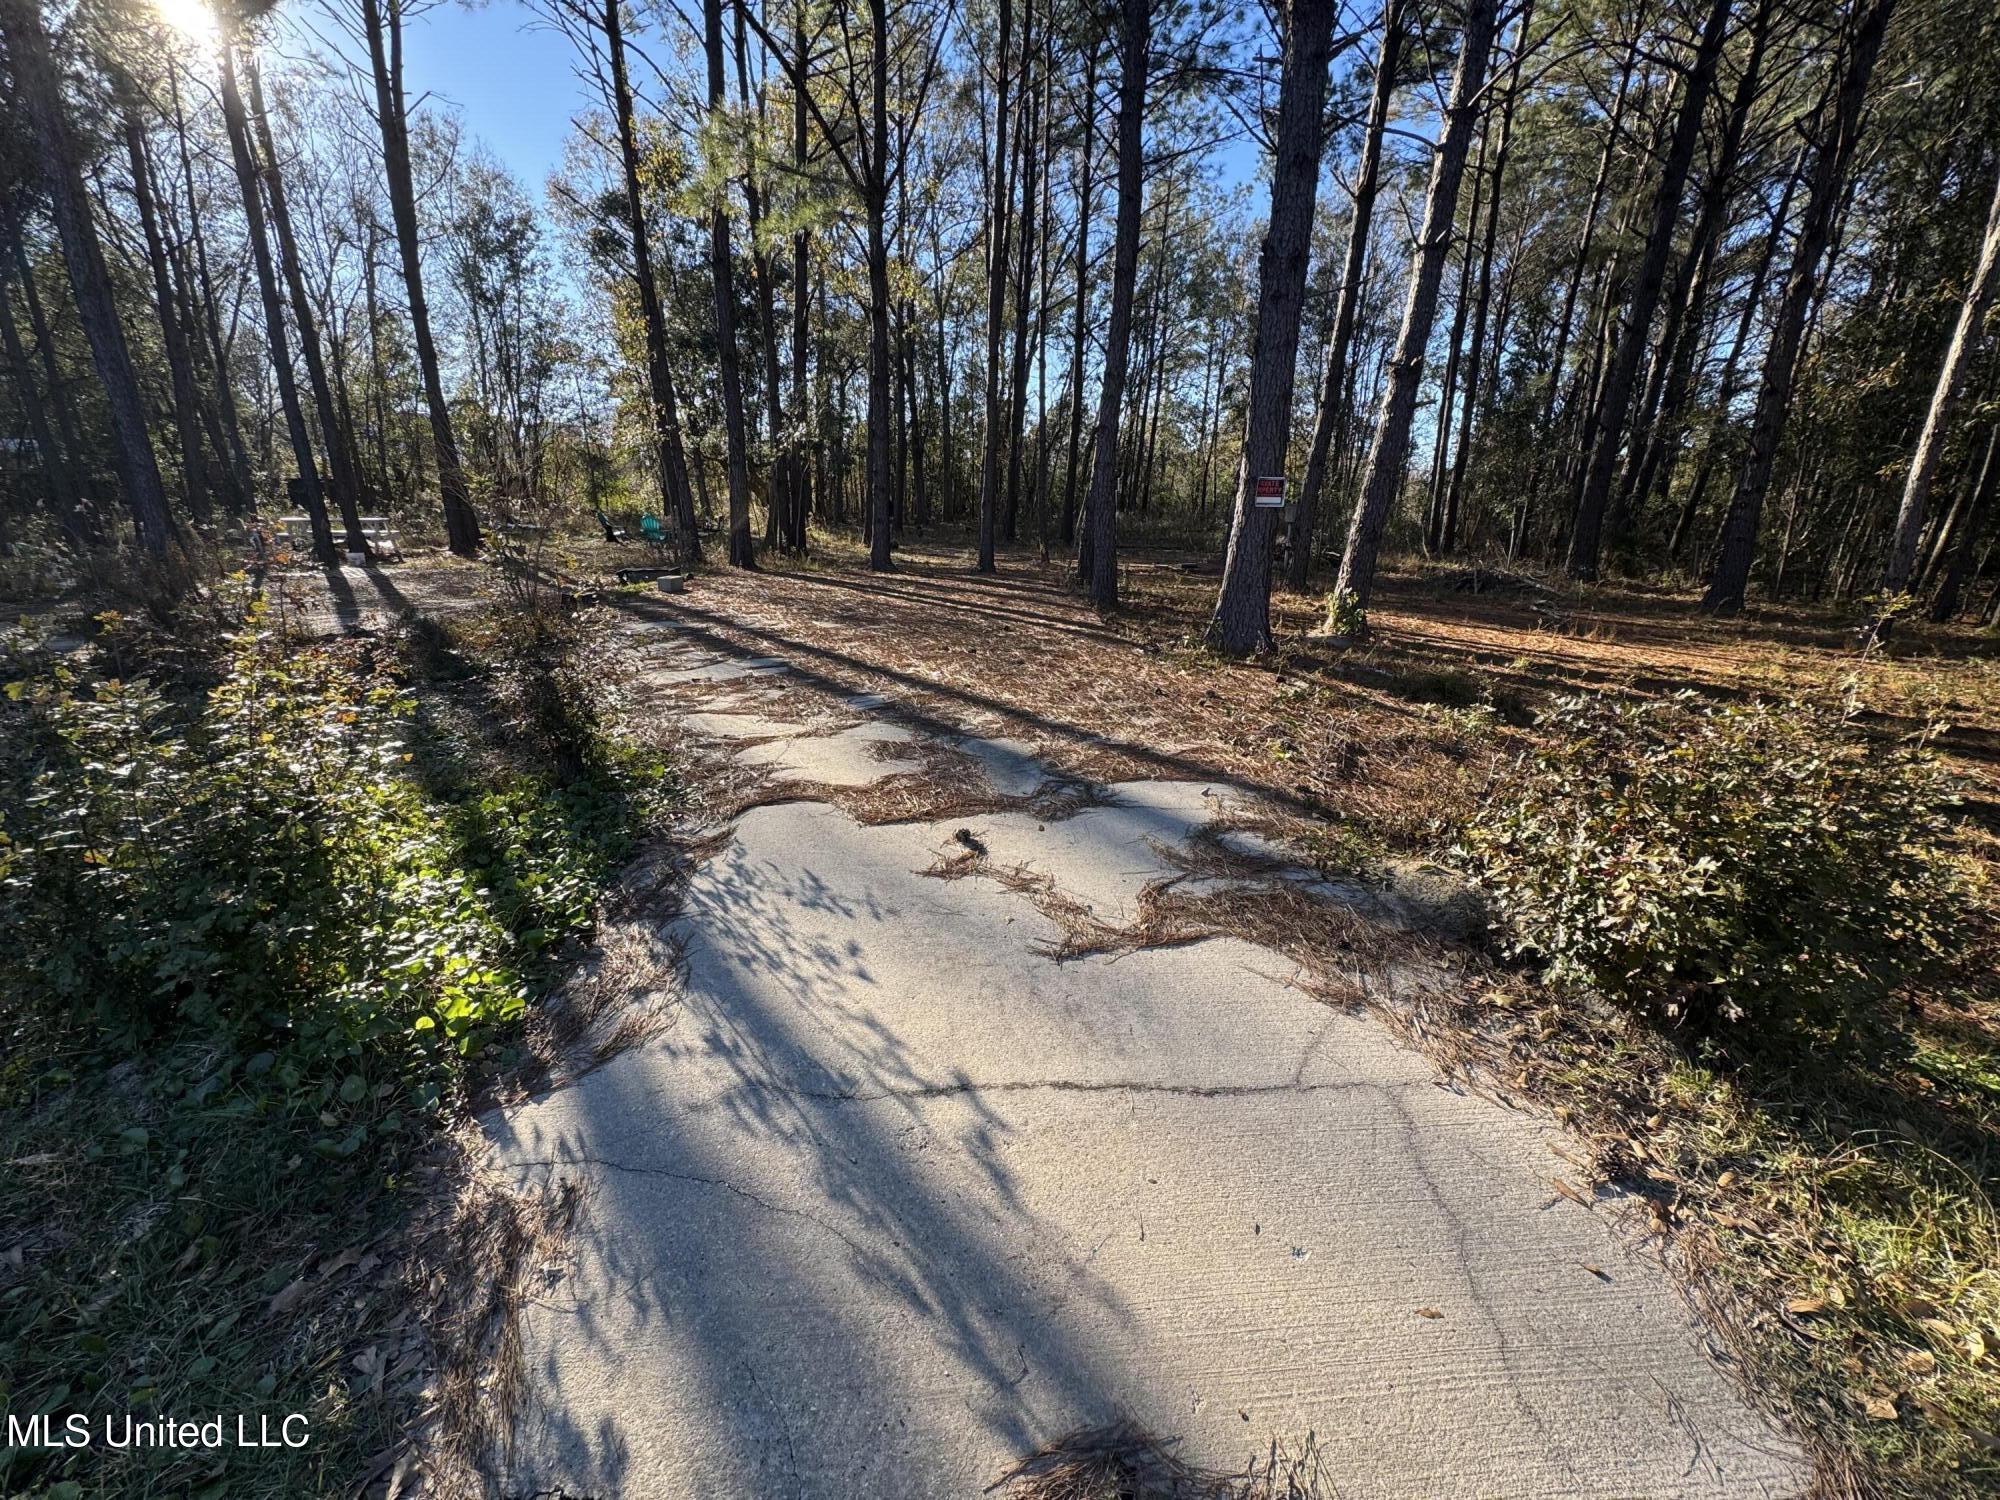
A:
1567 0 1733 579
1206 0 1338 653
1333 0 1500 614
1704 0 1894 614
121 101 210 526
1003 0 1040 545
864 0 893 571
1514 27 1638 557
1931 424 1998 621
706 0 755 566
789 0 813 551
1 0 172 553
1881 153 2000 596
976 0 1014 571
1288 0 1404 590
362 0 481 555
1061 42 1098 549
1081 0 1149 606
246 61 366 554
219 31 335 564
1440 0 1531 555
168 62 255 516
0 261 88 544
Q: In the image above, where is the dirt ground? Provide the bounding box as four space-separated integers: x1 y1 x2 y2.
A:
552 531 2000 844
254 526 2000 1495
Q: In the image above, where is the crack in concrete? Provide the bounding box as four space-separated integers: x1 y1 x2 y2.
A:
512 1155 879 1263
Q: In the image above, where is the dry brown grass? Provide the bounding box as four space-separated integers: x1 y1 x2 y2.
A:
396 1152 584 1500
990 1422 1333 1500
582 533 2000 1498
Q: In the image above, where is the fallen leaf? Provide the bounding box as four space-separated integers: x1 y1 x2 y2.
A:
1919 1317 1957 1342
1967 1330 1989 1364
1716 1170 1737 1189
1862 1393 1900 1422
1551 1178 1591 1208
1787 1297 1829 1316
1900 1350 1938 1379
267 1276 310 1319
1415 1307 1444 1319
318 1248 363 1281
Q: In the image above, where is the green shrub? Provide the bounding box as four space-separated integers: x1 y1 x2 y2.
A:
1321 589 1367 639
1463 693 1967 1039
0 605 655 1096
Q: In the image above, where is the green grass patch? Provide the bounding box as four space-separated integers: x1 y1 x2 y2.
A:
0 596 674 1497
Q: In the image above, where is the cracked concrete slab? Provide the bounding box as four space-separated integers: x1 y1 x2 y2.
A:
955 735 1047 798
943 780 1252 922
683 711 816 740
731 720 921 787
486 744 1804 1500
663 655 794 684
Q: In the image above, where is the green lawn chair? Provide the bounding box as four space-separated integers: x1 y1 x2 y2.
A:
638 514 667 548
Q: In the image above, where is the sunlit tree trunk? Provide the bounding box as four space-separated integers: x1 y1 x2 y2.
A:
247 60 366 554
1704 0 1894 614
1 0 172 553
1881 154 2000 598
1081 0 1149 605
1207 0 1337 653
361 0 480 554
121 101 210 526
1288 0 1404 590
219 29 335 564
1333 0 1500 614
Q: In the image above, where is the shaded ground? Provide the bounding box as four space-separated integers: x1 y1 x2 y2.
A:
256 530 2000 1494
472 576 1806 1498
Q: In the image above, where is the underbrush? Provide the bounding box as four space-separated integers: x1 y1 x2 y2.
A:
1456 689 2000 1495
1465 693 1970 1039
0 588 673 1497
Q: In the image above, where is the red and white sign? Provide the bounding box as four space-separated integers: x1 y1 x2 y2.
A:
1254 475 1286 508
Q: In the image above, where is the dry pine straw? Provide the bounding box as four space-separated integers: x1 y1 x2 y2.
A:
991 1422 1334 1499
430 552 1999 1499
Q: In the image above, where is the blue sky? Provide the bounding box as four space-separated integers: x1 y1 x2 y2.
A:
399 0 587 194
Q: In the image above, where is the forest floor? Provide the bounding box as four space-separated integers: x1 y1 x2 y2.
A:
12 530 1993 1497
475 566 1798 1498
410 529 1997 1497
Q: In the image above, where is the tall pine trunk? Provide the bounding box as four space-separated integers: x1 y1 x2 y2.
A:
1 0 172 553
1881 154 2000 597
121 100 210 525
362 0 480 554
976 0 1014 572
1206 0 1337 654
864 0 893 571
1704 0 1894 614
706 0 755 566
1287 0 1404 590
219 30 334 564
1060 43 1098 548
597 0 699 558
1081 0 1148 605
247 61 366 554
1332 0 1500 614
1566 0 1733 579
